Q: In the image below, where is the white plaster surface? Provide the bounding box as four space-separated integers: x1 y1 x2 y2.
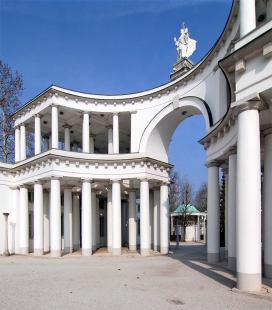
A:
1 244 272 309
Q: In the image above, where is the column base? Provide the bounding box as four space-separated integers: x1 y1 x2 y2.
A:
207 253 219 263
82 248 92 256
129 245 137 251
154 245 160 252
264 264 272 279
160 246 168 254
51 249 61 257
64 246 73 254
20 247 29 255
2 250 10 256
237 272 262 291
73 244 80 251
228 256 236 270
34 248 44 256
107 246 112 253
112 248 121 256
141 248 150 256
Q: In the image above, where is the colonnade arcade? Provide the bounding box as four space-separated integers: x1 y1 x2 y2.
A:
12 177 170 257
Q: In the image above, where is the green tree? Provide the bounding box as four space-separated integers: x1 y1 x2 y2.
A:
0 61 24 162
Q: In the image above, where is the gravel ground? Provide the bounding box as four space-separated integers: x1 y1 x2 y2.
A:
1 243 272 310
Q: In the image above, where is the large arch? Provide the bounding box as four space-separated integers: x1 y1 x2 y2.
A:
139 96 212 162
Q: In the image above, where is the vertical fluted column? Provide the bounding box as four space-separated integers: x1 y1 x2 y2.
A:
82 112 90 153
235 102 262 291
91 189 97 252
43 189 50 253
240 0 256 37
63 125 71 151
15 126 20 162
82 180 92 256
140 179 150 256
112 179 121 255
51 105 59 149
227 147 237 270
34 181 44 256
64 186 73 253
35 114 41 155
107 125 113 154
89 134 95 154
128 189 136 251
20 123 26 160
160 182 169 254
149 191 154 250
113 113 119 154
205 161 221 263
107 185 113 252
153 187 160 252
263 128 272 278
72 192 80 251
50 177 61 257
19 185 29 254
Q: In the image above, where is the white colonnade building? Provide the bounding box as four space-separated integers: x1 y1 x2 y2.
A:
0 0 272 293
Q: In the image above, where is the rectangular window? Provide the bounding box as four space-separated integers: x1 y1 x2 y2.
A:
100 215 104 237
137 219 140 235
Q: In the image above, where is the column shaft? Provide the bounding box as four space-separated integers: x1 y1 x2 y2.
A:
43 190 50 252
112 180 121 255
43 136 49 151
51 105 59 149
128 191 136 251
82 181 92 256
82 113 90 153
108 126 113 154
96 197 100 248
91 191 97 251
153 189 160 252
50 178 61 257
121 200 127 246
64 127 71 151
64 188 73 253
140 180 150 256
89 135 95 154
107 187 113 252
20 124 26 160
149 193 154 249
72 193 80 251
34 182 43 256
35 115 41 155
113 114 119 154
160 184 169 254
20 186 29 254
240 0 256 37
15 127 20 162
225 173 229 258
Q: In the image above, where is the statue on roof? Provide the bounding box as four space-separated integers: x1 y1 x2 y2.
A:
174 22 197 60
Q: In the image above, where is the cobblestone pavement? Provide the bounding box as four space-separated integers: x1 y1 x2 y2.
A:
1 243 272 310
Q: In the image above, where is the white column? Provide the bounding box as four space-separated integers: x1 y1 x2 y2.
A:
205 161 220 263
197 215 200 242
96 196 100 249
107 125 113 154
149 191 154 250
91 189 97 251
43 189 50 253
43 135 49 152
50 177 61 257
240 0 256 37
15 126 20 162
140 179 150 256
128 190 137 251
19 185 29 254
89 134 95 154
82 180 92 256
121 200 127 246
72 142 78 152
51 105 59 149
107 186 113 252
224 171 229 258
72 192 80 251
160 183 169 254
235 102 262 291
49 135 52 149
227 147 237 270
82 112 90 153
113 113 119 154
63 125 71 151
35 114 41 155
112 179 121 255
34 181 44 256
153 187 160 252
20 123 26 160
64 187 73 253
263 128 272 278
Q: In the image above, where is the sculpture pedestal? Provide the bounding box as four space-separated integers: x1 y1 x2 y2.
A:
170 57 194 81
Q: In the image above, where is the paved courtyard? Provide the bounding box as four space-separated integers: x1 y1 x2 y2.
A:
1 243 272 309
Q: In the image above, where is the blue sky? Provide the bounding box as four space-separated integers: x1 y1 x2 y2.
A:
0 0 232 191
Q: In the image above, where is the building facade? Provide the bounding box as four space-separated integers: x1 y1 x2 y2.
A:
0 0 271 292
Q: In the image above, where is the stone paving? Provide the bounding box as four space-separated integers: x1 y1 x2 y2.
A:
1 243 272 309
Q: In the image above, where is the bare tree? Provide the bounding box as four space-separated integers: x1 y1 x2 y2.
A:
0 61 24 162
169 169 183 212
194 182 207 212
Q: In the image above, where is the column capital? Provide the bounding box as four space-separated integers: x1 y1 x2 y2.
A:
112 112 120 116
220 163 229 175
19 184 30 189
15 125 20 130
234 100 264 116
42 134 50 139
160 181 170 186
111 179 121 183
33 180 46 185
62 185 74 190
89 133 96 138
35 113 42 118
227 146 237 156
138 178 151 182
62 124 72 129
205 160 222 168
106 125 113 130
20 123 26 128
82 111 90 115
50 176 62 181
9 186 19 190
81 178 93 184
50 103 59 108
263 127 272 137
